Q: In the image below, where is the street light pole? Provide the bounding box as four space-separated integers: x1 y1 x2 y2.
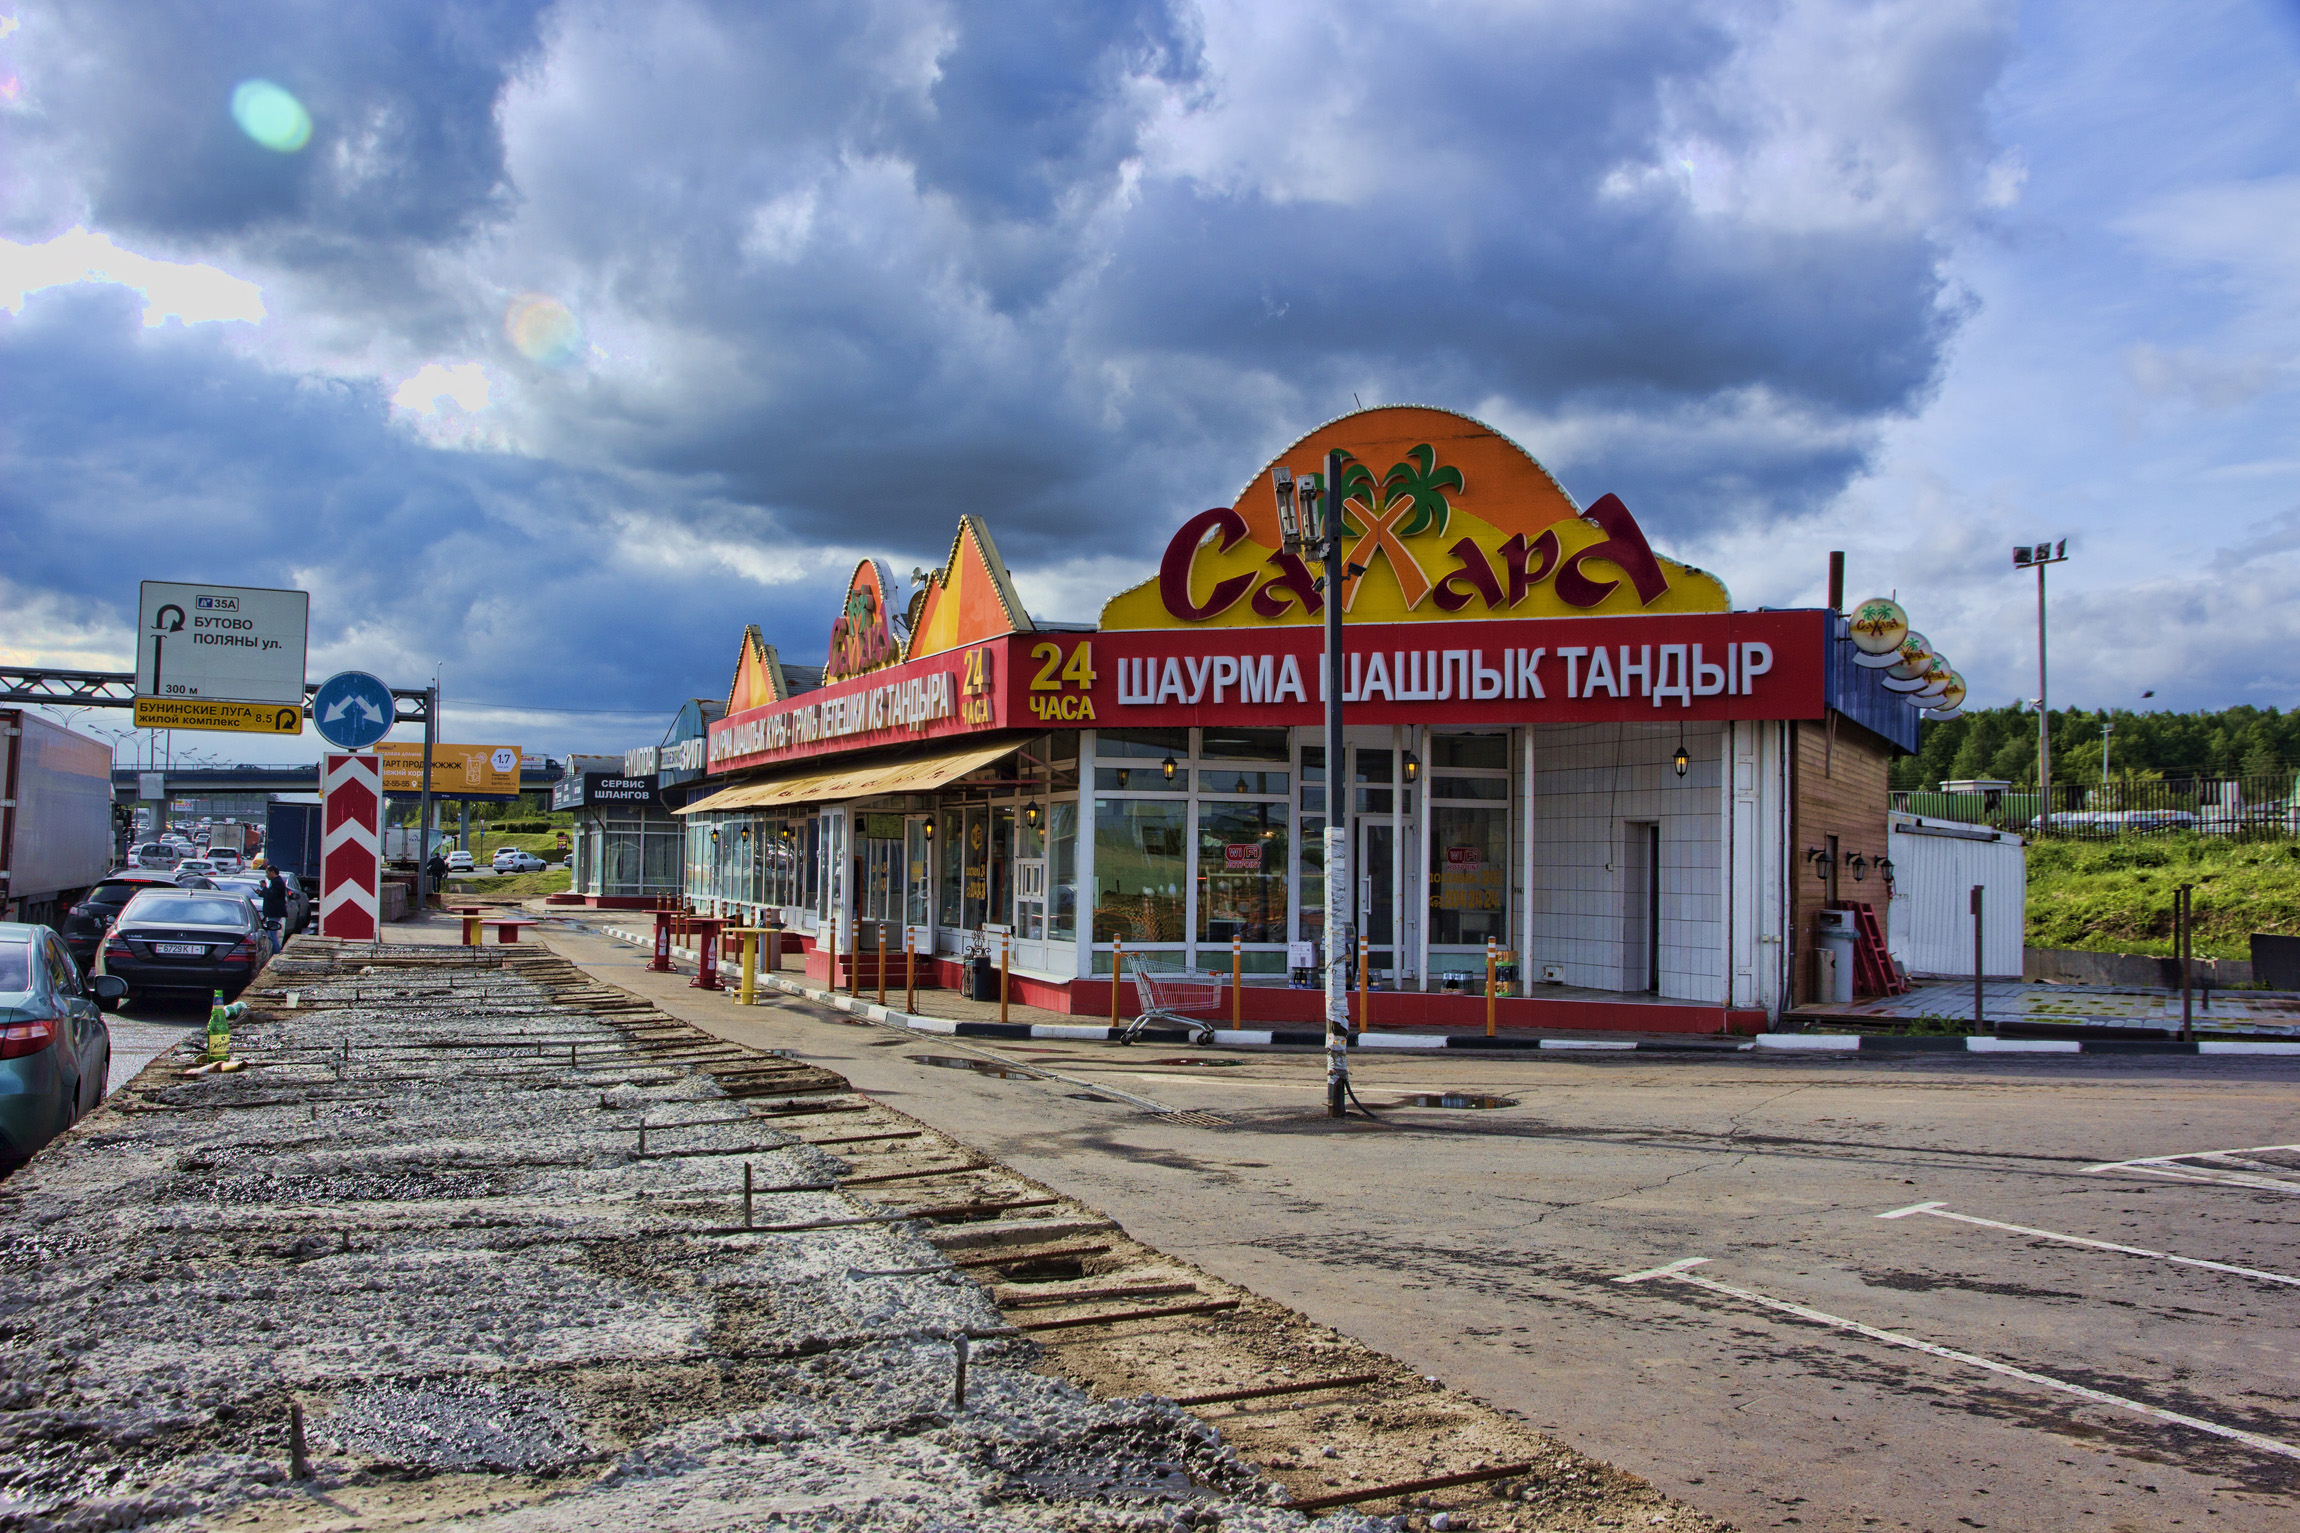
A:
1277 452 1356 1118
1320 448 1351 1119
2015 540 2069 831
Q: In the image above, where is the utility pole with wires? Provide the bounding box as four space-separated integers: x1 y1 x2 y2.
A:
2013 539 2069 829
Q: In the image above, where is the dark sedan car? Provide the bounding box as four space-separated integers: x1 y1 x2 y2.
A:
100 889 268 1004
2 921 121 1172
63 872 213 971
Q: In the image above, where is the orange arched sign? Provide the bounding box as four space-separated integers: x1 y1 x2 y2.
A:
1101 405 1729 629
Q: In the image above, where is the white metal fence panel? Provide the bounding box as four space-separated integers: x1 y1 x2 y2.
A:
1886 813 2026 979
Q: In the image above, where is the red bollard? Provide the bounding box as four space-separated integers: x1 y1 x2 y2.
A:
650 907 676 973
689 918 726 990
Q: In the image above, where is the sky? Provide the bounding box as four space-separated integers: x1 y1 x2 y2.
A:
2 0 2296 763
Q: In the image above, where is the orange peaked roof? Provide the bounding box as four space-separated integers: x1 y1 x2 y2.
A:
905 515 1035 661
725 626 787 714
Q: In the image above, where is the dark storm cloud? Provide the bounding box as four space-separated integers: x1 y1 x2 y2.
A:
0 286 833 703
14 0 550 242
0 0 2020 706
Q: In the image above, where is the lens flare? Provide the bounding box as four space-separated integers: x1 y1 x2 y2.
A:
504 293 583 367
231 80 312 153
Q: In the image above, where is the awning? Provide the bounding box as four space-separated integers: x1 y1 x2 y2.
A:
675 739 1017 815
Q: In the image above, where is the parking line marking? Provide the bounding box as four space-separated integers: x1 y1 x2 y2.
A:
2084 1143 2300 1195
1615 1258 2300 1463
1878 1202 2300 1288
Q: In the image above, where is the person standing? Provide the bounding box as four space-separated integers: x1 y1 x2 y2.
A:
261 864 290 947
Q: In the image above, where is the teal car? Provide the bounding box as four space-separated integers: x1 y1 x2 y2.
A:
0 922 122 1174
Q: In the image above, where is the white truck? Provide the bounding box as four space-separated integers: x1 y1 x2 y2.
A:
1 710 118 928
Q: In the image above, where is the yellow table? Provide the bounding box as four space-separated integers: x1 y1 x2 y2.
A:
725 926 778 1005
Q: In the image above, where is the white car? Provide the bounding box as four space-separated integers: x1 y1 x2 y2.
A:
208 849 245 873
444 851 476 873
173 858 219 885
492 849 546 874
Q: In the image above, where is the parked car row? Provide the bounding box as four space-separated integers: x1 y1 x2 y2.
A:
0 921 122 1173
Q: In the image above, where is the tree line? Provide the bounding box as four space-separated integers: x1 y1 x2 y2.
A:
1890 705 2300 793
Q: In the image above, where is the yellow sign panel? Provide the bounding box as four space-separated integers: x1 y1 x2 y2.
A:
132 697 305 736
374 742 523 795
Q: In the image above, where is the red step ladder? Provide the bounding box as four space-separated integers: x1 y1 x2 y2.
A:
1842 901 1909 996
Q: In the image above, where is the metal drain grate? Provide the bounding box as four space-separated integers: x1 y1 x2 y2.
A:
1151 1110 1233 1129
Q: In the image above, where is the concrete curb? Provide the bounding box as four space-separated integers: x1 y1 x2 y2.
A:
1754 1033 2300 1056
592 926 2300 1060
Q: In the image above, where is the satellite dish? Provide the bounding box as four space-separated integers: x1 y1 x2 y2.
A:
1848 597 1909 667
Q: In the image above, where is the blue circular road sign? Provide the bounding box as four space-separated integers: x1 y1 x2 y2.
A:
310 670 395 750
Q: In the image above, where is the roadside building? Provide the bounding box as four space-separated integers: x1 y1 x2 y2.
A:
556 754 682 907
676 406 1927 1029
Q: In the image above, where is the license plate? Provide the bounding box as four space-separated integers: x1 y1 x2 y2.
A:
152 943 206 956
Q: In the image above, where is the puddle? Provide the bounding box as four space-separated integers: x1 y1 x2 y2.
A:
1154 1057 1244 1067
1396 1092 1518 1110
906 1053 1041 1080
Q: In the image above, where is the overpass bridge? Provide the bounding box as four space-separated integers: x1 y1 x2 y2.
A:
113 759 569 803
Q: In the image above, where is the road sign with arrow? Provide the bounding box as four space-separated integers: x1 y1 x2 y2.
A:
309 670 395 750
133 581 310 732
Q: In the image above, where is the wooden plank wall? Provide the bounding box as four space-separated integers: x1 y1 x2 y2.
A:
1788 714 1895 1005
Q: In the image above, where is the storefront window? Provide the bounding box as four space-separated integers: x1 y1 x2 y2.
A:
1428 805 1508 946
803 818 821 912
1298 813 1325 944
1050 734 1081 793
1093 799 1187 952
962 806 989 930
990 806 1014 930
938 807 963 927
906 819 932 929
1197 800 1289 945
1094 727 1190 792
1432 733 1509 770
1201 726 1288 761
1050 801 1078 941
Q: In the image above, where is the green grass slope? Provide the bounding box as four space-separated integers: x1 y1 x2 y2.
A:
2026 836 2300 959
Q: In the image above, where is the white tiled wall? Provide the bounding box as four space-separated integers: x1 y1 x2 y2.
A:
1529 721 1727 1002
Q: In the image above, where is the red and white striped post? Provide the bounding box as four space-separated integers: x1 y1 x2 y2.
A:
320 753 382 940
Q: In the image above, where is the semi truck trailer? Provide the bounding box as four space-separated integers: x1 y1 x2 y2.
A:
0 711 117 928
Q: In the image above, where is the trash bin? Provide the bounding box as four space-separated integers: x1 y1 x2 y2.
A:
1815 909 1858 1004
968 955 998 1001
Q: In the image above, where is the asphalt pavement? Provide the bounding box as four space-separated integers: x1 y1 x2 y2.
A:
539 918 2300 1533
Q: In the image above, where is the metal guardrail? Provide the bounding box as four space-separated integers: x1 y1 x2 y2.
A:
1892 771 2300 840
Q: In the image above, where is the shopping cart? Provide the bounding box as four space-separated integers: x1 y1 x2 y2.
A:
1118 958 1225 1045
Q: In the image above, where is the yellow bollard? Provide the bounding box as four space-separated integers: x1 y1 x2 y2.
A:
739 929 758 1006
1231 935 1242 1028
876 926 887 1007
905 927 917 1015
